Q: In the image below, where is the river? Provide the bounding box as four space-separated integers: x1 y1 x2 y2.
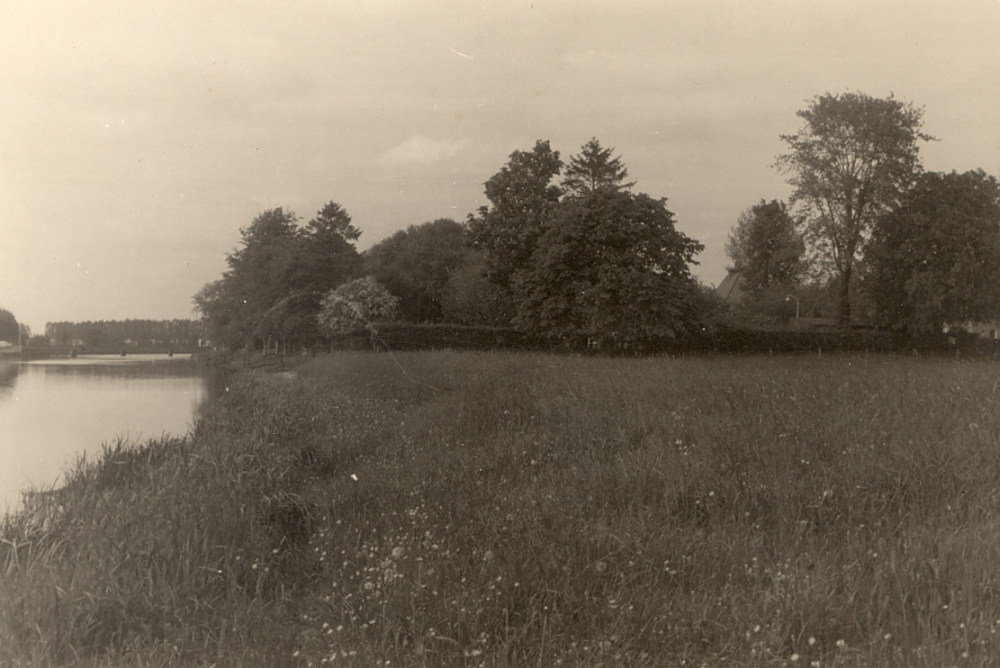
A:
0 354 218 513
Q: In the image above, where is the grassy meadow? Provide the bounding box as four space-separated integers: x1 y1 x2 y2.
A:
3 350 1000 666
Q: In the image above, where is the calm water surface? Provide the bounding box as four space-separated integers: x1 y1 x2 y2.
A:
0 354 216 512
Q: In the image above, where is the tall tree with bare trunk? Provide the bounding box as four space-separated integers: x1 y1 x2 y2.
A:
776 91 932 325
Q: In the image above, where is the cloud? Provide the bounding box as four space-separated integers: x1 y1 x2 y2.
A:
379 136 467 166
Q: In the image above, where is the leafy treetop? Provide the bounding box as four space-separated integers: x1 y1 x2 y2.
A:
866 169 1000 332
194 202 362 350
468 140 563 288
365 218 469 323
725 199 806 299
776 91 933 324
513 187 704 339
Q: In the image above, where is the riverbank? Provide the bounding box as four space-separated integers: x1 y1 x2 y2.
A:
3 351 1000 666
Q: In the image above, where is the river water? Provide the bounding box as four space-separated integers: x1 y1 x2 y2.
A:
0 354 217 513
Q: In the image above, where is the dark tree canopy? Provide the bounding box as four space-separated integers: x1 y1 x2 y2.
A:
191 138 703 349
562 138 635 197
467 140 563 289
194 203 362 350
725 199 805 299
513 189 704 339
209 207 302 347
866 169 1000 332
365 218 469 323
776 91 932 324
468 138 704 340
297 202 363 294
305 201 361 243
283 203 364 341
193 279 237 348
439 246 507 326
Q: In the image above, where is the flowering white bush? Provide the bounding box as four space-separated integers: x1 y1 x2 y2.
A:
317 276 399 335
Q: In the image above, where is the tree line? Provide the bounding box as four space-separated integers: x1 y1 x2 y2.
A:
194 138 710 351
43 319 207 349
727 91 1000 334
196 92 1000 353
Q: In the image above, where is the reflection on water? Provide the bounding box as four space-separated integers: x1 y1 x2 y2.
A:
0 355 220 512
0 362 17 397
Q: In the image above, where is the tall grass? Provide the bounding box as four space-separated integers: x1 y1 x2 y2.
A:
0 373 316 667
3 351 1000 666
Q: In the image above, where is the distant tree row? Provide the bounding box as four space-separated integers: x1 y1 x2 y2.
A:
195 138 710 351
725 91 1000 334
44 319 207 348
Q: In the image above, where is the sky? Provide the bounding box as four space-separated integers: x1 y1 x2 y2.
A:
2 0 999 335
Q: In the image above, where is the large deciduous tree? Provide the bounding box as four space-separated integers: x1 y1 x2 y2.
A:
193 279 239 349
725 199 806 299
365 218 469 323
865 169 1000 332
776 91 933 324
470 138 704 340
467 140 563 292
213 207 302 348
514 188 704 340
194 202 362 350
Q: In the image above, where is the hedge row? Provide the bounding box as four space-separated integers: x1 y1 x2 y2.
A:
326 324 548 352
324 323 992 357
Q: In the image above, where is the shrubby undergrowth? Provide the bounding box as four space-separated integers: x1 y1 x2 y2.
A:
4 352 1000 667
